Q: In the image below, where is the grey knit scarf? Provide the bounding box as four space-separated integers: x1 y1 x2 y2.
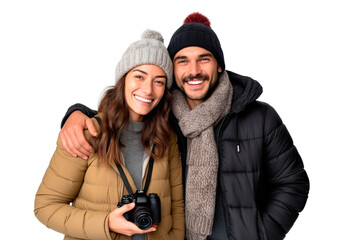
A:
172 71 233 240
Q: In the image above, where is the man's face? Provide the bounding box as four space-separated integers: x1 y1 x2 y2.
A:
173 46 222 109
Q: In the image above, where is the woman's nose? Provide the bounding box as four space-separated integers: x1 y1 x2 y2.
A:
141 80 153 95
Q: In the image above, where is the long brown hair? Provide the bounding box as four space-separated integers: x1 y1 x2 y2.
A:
92 75 172 166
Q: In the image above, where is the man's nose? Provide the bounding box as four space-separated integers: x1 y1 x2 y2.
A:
188 62 201 76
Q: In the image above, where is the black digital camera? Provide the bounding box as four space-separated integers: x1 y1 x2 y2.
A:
117 190 161 230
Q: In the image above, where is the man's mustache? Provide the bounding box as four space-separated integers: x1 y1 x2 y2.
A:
182 73 209 82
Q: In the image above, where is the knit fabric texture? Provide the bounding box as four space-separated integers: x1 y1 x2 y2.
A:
171 71 233 240
167 20 225 70
120 121 146 240
115 29 173 88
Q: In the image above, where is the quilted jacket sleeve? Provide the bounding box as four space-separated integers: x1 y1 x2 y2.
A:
261 103 310 240
34 134 113 240
61 103 98 128
168 131 185 240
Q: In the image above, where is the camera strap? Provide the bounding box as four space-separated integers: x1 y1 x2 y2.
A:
92 116 155 195
116 156 154 195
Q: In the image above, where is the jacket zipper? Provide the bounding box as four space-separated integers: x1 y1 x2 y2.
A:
216 113 233 240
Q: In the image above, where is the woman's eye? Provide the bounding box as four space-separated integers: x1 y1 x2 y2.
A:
135 75 143 79
154 80 165 86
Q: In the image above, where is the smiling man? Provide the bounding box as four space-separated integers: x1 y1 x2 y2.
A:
58 13 309 240
172 47 222 108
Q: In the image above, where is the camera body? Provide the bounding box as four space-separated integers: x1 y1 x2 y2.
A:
117 190 161 230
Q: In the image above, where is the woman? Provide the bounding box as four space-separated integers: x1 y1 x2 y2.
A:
34 30 184 240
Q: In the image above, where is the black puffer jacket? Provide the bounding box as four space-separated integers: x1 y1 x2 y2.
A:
62 71 309 240
170 71 309 240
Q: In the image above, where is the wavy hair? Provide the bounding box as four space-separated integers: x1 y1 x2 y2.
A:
91 75 172 166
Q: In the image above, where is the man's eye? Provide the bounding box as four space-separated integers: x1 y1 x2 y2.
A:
177 60 187 64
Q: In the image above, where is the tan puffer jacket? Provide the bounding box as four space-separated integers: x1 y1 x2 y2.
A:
34 117 184 240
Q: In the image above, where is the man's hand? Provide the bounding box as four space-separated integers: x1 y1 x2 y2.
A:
108 203 157 236
59 111 97 160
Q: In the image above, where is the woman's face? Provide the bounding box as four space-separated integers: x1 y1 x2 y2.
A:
124 64 167 122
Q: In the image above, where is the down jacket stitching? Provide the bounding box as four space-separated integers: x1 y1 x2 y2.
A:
82 211 89 239
227 206 258 209
48 165 83 184
268 145 295 165
222 136 263 142
265 123 285 140
222 171 258 174
41 181 74 199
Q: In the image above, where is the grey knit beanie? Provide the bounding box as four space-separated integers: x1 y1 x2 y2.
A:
115 29 173 88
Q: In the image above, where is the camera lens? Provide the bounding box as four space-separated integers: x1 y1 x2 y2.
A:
137 215 152 230
133 207 153 230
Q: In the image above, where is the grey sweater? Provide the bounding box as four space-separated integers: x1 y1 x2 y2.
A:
120 121 146 240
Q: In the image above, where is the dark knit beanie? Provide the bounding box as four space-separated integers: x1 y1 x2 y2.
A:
167 12 225 70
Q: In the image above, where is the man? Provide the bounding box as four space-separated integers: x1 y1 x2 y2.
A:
59 13 309 240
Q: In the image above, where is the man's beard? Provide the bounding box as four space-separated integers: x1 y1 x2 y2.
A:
181 73 218 101
182 73 209 83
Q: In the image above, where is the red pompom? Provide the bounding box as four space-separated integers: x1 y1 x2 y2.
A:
184 12 211 28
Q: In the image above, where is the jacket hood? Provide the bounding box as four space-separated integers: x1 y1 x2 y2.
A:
227 70 263 114
225 71 263 153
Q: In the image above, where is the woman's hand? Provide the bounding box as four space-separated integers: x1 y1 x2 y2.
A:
109 203 157 236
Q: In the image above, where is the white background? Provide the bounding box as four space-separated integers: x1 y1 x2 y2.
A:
1 0 342 239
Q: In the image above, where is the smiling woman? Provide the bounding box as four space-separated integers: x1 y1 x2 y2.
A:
34 30 184 240
125 65 167 122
